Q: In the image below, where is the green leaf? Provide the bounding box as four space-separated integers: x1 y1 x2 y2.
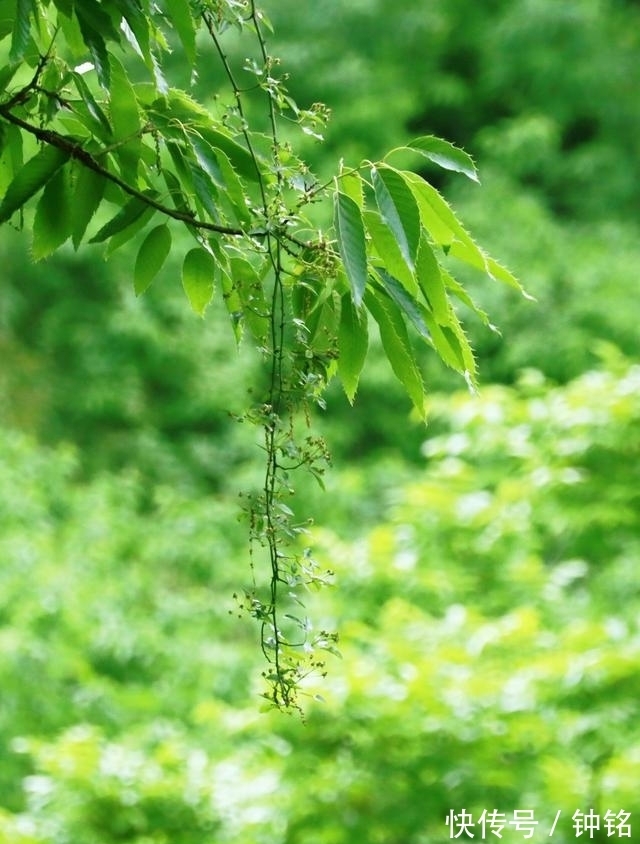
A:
105 205 155 255
9 0 35 63
402 171 454 248
76 1 116 90
422 307 477 382
112 0 152 67
363 209 417 296
415 235 449 325
375 268 430 340
109 54 141 142
89 194 150 243
211 147 252 224
0 145 69 224
366 289 426 419
72 71 113 139
371 164 421 271
334 190 368 308
167 0 197 67
407 136 479 183
134 224 171 295
405 174 526 295
338 168 364 209
32 166 72 259
71 166 106 248
182 247 216 316
338 292 369 402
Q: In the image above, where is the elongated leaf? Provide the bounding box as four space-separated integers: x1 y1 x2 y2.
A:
72 166 106 248
72 72 113 139
182 247 216 316
212 146 252 224
105 205 155 255
338 292 368 403
366 289 426 419
440 267 493 327
0 145 69 224
375 268 430 340
403 171 454 247
76 1 116 90
415 235 449 325
371 164 421 270
167 0 197 66
188 160 220 222
423 308 477 385
134 224 171 295
406 174 526 294
89 194 149 243
408 136 479 182
9 0 34 63
110 55 141 142
32 166 72 259
334 191 368 308
363 209 417 296
112 0 152 66
422 311 468 374
339 168 364 208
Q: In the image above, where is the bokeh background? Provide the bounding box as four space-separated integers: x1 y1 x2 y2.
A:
1 1 639 841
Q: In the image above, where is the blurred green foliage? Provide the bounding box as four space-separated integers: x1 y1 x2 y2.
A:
1 0 639 840
0 357 638 842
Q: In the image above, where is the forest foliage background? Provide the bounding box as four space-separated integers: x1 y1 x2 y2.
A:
1 0 639 842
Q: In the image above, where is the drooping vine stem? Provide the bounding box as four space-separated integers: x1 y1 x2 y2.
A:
204 2 334 707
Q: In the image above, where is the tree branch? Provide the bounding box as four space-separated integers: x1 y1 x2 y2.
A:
0 106 269 239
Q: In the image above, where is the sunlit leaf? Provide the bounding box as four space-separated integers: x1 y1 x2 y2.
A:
32 166 72 259
9 0 35 63
408 135 479 183
334 190 368 308
134 224 171 295
338 292 369 403
371 164 421 271
182 247 216 316
0 145 69 224
366 289 426 419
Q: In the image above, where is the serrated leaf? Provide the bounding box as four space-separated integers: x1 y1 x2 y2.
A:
182 247 216 316
89 194 149 243
338 293 369 404
405 174 527 295
371 164 421 271
9 0 35 63
134 224 171 295
366 289 426 419
212 146 252 224
422 308 477 382
415 235 449 325
375 268 430 340
71 166 106 248
440 267 492 326
408 135 479 182
112 0 152 66
105 205 155 255
32 166 72 259
0 145 69 224
338 168 364 209
338 292 369 403
334 190 368 308
363 209 417 296
109 54 141 141
72 71 113 139
167 0 196 66
76 1 116 90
